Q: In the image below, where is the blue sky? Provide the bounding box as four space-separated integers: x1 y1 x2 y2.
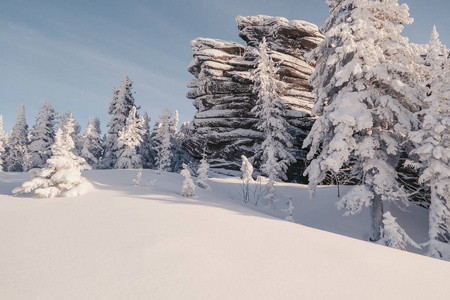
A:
1 0 449 133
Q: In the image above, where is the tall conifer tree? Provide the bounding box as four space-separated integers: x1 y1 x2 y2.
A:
103 76 137 168
6 104 29 172
251 37 295 201
152 109 174 172
304 0 422 241
81 118 103 169
408 27 450 259
116 106 145 169
28 101 57 169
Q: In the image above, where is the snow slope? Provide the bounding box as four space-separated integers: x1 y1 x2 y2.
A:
1 170 449 300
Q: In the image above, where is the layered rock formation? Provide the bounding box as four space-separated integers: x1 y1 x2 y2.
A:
183 15 324 181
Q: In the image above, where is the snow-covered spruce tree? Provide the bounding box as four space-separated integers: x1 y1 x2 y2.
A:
181 163 195 197
28 101 57 169
12 115 90 198
115 106 145 169
138 112 153 169
152 109 174 173
251 37 295 201
6 104 29 172
304 0 422 241
81 118 103 169
170 110 192 172
197 152 210 189
408 27 450 259
377 212 421 250
102 76 137 169
0 115 5 171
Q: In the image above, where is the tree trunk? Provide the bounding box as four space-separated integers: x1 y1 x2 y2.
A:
370 193 384 242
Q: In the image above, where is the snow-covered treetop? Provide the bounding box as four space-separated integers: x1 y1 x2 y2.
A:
107 75 137 135
307 0 421 117
10 104 28 145
29 101 57 142
408 26 450 182
83 118 101 140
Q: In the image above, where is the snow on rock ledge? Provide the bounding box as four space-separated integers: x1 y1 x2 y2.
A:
183 15 323 181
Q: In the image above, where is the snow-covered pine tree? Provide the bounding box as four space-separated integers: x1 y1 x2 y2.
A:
81 118 103 169
138 112 153 169
116 106 145 169
28 101 57 169
5 104 29 172
251 37 295 202
304 0 422 241
197 152 210 189
102 76 137 169
0 115 5 171
12 114 91 198
408 26 450 260
181 163 195 197
170 111 192 172
378 212 421 251
152 109 174 173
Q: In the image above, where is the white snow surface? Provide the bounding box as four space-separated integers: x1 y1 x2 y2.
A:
1 170 449 300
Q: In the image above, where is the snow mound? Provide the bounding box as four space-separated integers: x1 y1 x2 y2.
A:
60 178 95 197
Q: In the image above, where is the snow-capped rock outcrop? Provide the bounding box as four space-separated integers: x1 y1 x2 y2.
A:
184 15 324 181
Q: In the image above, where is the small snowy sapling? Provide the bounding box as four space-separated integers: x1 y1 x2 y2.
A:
146 179 156 189
240 155 254 203
282 197 295 222
133 169 142 186
196 153 210 189
181 163 195 197
377 212 421 251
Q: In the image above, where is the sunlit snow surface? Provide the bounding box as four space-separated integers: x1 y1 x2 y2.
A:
1 170 449 299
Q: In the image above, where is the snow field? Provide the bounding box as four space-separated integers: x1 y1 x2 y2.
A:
0 170 449 300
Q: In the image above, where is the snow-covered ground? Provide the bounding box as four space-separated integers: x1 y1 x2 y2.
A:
1 170 449 299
